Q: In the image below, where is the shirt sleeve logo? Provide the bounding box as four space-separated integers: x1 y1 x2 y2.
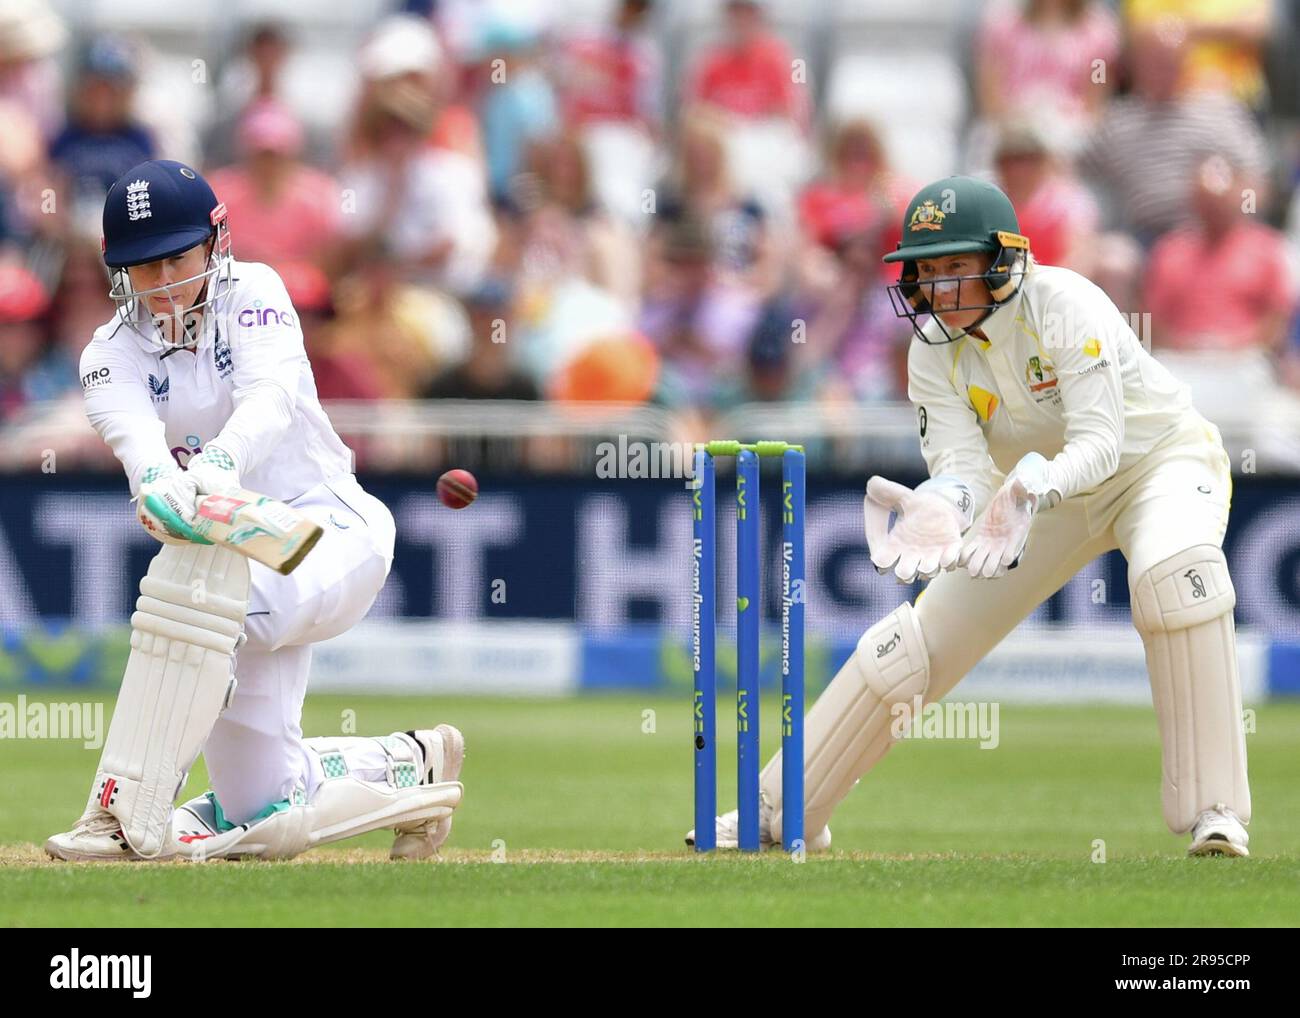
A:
1083 337 1102 357
147 374 170 403
81 367 111 390
967 384 999 422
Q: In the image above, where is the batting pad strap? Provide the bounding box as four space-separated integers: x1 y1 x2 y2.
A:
308 734 424 790
132 596 244 654
1131 545 1235 633
856 600 931 704
140 574 249 624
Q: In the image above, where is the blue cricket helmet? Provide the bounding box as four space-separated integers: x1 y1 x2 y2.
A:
102 159 227 267
101 159 234 349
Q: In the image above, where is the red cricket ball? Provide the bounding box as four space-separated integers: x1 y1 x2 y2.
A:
436 468 478 509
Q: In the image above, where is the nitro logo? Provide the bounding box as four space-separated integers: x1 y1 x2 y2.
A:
238 304 296 328
81 367 111 390
125 179 151 221
147 374 169 403
50 949 151 998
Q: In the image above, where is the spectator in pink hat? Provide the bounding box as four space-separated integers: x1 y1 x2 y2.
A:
206 100 341 274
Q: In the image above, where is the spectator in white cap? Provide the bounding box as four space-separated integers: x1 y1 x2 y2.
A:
0 0 66 138
338 18 496 292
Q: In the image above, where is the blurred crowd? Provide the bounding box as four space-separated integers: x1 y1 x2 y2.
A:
3 0 1300 453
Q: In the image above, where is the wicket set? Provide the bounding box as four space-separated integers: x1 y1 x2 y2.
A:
692 440 805 852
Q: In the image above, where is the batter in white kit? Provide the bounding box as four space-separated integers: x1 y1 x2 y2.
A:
46 159 465 861
690 176 1251 858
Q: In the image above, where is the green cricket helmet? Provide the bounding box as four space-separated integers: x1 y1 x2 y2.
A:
883 175 1030 344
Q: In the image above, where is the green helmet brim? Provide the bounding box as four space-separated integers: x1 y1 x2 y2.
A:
883 238 998 263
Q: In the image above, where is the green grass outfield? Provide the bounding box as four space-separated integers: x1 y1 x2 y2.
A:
2 695 1297 927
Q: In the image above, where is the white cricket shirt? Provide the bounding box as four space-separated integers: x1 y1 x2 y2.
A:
908 260 1195 513
79 259 353 501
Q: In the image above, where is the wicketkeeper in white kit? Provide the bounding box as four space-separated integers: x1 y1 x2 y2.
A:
46 159 466 862
691 175 1251 857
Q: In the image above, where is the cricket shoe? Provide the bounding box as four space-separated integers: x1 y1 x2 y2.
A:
1188 803 1249 858
391 724 465 860
685 805 832 853
45 809 173 862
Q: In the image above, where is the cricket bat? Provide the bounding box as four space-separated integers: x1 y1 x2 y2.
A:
190 489 323 575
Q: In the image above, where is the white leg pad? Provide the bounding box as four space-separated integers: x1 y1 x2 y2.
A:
87 544 249 858
174 734 463 860
762 601 931 841
1131 544 1250 833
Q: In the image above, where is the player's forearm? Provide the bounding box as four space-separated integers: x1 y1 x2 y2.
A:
89 410 174 497
1045 432 1121 502
211 381 296 475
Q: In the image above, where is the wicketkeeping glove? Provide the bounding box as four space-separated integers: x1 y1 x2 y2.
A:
959 452 1059 579
864 474 974 584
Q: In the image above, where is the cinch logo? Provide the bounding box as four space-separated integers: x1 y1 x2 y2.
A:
81 367 111 389
50 949 151 998
238 304 295 328
148 374 169 403
170 434 204 468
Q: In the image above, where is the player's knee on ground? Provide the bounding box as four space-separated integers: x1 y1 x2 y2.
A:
1130 544 1250 833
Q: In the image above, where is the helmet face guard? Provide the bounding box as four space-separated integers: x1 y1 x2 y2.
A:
106 208 233 352
887 232 1030 345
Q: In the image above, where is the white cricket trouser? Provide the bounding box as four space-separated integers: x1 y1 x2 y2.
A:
915 415 1233 703
201 473 397 824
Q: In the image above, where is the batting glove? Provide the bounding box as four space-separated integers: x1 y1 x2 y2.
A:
136 464 207 546
185 445 241 496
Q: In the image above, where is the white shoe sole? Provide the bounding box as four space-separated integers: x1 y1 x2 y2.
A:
1188 837 1249 858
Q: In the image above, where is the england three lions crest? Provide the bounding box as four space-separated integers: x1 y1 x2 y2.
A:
125 179 152 222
